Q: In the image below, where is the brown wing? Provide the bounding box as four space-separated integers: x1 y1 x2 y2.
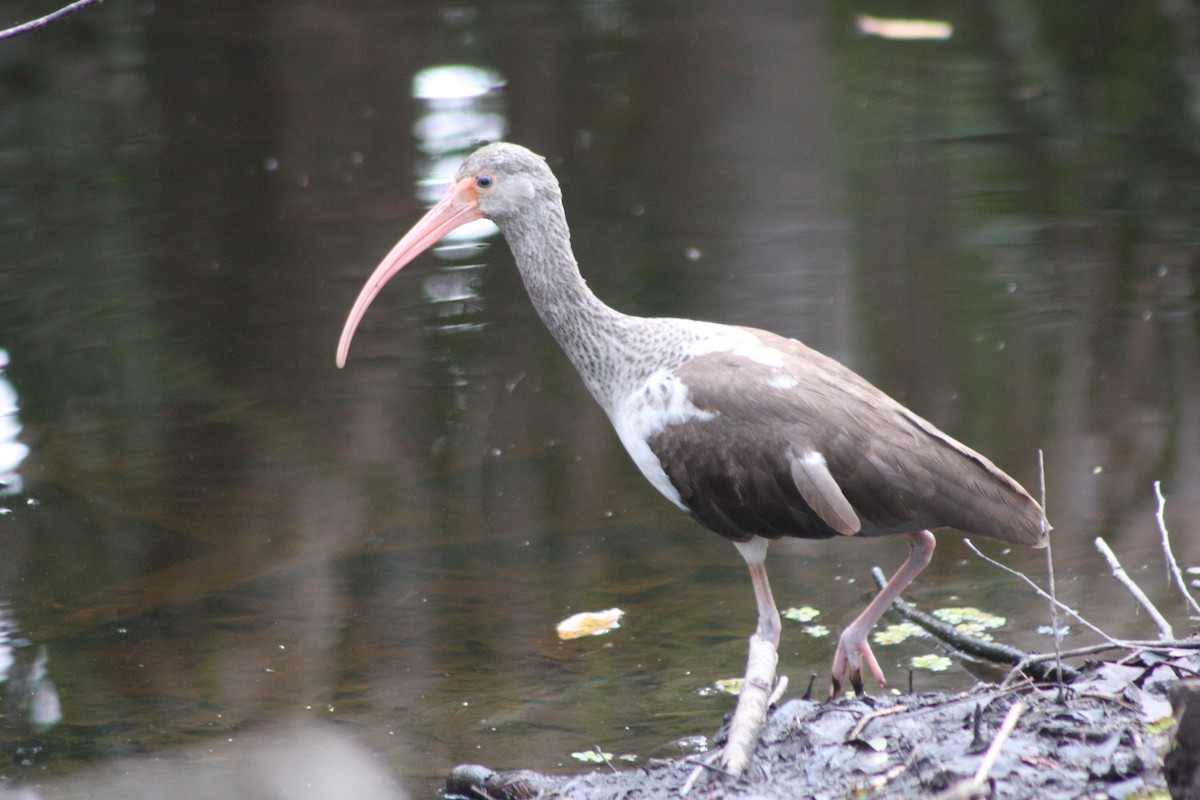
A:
647 329 1048 548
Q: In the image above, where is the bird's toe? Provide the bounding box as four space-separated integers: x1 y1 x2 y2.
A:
830 629 889 699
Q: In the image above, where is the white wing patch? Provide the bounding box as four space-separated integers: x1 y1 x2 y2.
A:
767 373 799 390
611 369 716 509
687 327 784 368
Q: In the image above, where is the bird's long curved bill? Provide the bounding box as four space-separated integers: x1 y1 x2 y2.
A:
336 177 484 367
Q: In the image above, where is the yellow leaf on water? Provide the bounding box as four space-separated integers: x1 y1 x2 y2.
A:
911 654 953 672
782 606 821 623
933 607 1006 630
874 622 925 646
556 608 624 640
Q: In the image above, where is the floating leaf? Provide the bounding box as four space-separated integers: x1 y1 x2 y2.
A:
783 606 821 623
874 622 925 646
556 608 624 640
932 606 1005 640
571 749 613 763
951 623 995 642
932 607 1004 627
713 678 743 696
911 654 953 672
803 624 830 638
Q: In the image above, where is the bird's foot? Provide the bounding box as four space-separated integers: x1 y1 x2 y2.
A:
829 627 888 699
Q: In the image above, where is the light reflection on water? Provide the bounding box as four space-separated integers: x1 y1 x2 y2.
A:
409 63 506 334
0 603 61 734
0 351 29 497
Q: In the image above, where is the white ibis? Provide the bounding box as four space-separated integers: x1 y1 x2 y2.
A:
336 142 1049 773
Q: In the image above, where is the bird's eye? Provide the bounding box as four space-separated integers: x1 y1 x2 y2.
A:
476 175 494 190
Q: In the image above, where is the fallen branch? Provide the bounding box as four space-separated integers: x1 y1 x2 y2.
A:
718 634 777 776
869 566 1079 682
1094 537 1174 640
682 633 779 793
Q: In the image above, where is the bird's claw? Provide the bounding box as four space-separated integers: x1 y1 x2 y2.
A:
829 628 888 699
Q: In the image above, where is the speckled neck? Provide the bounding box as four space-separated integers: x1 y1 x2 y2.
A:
495 193 692 412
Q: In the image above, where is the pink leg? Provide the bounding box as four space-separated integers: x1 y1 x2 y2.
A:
830 530 936 698
735 538 781 647
747 560 782 647
718 538 782 776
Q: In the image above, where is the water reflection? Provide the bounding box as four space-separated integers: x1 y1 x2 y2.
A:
0 722 408 800
0 604 61 733
0 351 29 497
409 64 506 334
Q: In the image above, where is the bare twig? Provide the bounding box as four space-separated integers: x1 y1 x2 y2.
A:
1039 451 1066 694
1154 481 1200 619
972 700 1026 783
848 703 907 740
595 745 618 774
681 752 736 795
963 538 1120 645
1094 537 1174 640
0 0 103 41
680 759 706 796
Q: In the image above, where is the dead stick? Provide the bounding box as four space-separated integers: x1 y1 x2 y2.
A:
848 703 907 740
972 700 1026 782
681 752 736 795
1094 537 1174 640
1039 450 1066 692
1154 481 1200 618
595 745 617 774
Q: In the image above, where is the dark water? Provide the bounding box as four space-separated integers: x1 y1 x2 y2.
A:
1 1 1198 796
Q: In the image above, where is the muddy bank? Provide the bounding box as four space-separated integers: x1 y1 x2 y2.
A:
446 647 1198 800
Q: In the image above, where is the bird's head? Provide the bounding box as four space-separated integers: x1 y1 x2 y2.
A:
456 142 558 225
335 142 555 368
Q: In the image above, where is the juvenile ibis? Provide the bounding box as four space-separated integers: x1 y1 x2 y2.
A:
336 142 1049 773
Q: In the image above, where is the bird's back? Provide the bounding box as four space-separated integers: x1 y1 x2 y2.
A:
639 326 1049 548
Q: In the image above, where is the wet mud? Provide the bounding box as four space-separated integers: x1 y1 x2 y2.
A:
447 647 1199 800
